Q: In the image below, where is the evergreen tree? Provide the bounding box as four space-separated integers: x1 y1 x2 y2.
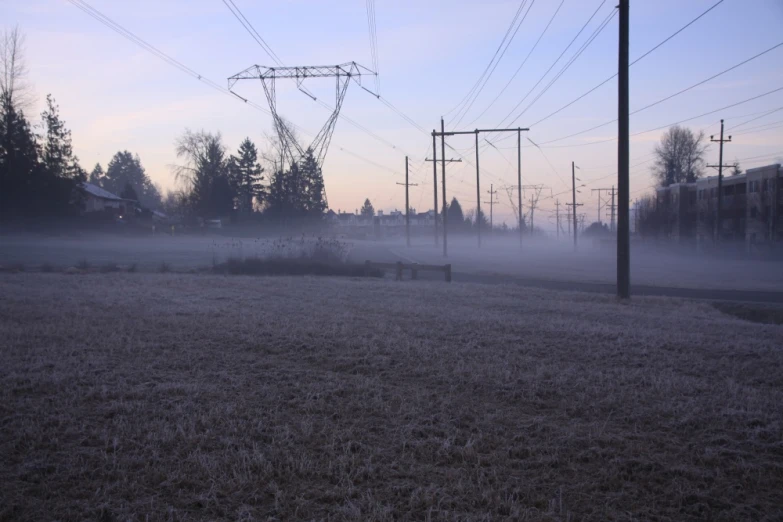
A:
447 197 465 231
174 130 232 218
300 149 326 216
263 150 327 222
360 198 375 219
103 151 161 208
120 182 139 201
1 29 78 220
40 94 82 179
227 137 265 214
0 101 42 218
88 163 104 186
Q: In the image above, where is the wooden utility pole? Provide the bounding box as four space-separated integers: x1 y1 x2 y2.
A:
517 128 523 247
485 184 498 233
592 187 612 224
530 193 536 234
396 156 418 247
441 117 447 257
709 118 732 242
426 155 462 247
555 199 561 239
433 126 528 249
617 0 630 298
566 203 583 242
475 130 482 248
572 161 579 250
431 133 438 246
610 186 616 232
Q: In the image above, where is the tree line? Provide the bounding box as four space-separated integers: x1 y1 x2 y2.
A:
0 27 328 224
359 196 519 233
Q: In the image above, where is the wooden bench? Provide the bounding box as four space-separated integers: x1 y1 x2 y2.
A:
364 260 452 282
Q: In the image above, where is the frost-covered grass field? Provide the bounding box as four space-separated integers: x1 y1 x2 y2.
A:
1 273 782 521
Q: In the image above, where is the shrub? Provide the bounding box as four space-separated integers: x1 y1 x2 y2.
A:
213 257 383 278
158 262 171 273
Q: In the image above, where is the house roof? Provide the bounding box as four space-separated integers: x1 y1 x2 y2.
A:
79 182 126 201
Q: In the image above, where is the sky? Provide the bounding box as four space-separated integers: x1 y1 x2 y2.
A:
4 0 783 230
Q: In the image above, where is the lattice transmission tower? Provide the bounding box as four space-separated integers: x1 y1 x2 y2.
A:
228 63 376 169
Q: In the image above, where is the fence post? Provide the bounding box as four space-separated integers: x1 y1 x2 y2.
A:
445 263 452 283
396 261 403 281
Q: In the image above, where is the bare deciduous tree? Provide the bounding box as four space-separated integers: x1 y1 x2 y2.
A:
1 26 33 111
652 126 709 187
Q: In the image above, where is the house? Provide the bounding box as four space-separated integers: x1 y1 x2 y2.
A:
337 211 359 226
77 182 137 217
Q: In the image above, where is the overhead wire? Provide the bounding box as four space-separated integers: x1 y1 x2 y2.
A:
503 7 617 130
729 106 783 131
533 42 783 147
221 0 283 66
450 0 536 129
67 0 405 177
525 0 727 129
443 0 531 122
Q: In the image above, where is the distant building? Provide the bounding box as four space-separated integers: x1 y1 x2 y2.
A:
652 163 782 248
77 182 137 217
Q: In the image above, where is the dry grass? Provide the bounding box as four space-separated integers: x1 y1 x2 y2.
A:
1 273 782 521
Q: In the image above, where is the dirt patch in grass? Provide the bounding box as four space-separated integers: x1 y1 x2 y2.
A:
213 256 384 278
713 301 783 325
1 274 782 521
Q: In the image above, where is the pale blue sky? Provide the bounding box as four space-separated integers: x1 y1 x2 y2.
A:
5 0 783 227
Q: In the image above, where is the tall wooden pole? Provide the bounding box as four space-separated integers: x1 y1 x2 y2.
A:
441 117 447 258
432 132 439 246
517 128 523 247
617 0 630 298
475 130 481 248
405 156 410 247
572 161 578 251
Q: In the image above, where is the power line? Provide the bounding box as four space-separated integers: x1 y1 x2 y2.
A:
732 120 783 137
536 42 783 146
450 0 534 129
467 0 605 128
526 0 727 129
505 8 617 129
67 0 404 178
442 0 530 120
366 0 380 93
475 0 563 131
729 106 783 130
221 0 283 66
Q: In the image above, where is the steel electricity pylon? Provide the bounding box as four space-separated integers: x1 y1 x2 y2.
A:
228 62 376 168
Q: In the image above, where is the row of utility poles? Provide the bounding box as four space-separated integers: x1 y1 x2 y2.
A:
591 186 617 231
429 120 529 257
394 0 630 297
